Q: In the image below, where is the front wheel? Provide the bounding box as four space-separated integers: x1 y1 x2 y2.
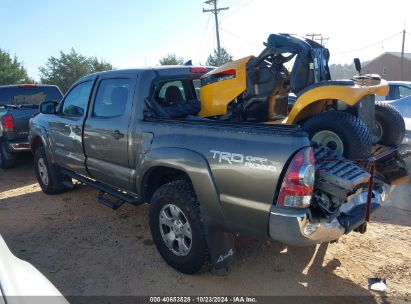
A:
303 112 372 159
34 146 71 194
149 180 211 274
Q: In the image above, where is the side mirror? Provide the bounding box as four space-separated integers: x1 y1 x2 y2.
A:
354 58 362 75
40 101 58 114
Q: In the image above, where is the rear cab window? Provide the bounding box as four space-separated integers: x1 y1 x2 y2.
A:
0 85 63 106
144 68 211 119
154 80 196 104
144 77 202 119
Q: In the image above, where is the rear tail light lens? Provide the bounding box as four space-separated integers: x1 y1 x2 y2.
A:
215 69 236 76
2 114 14 132
277 147 315 208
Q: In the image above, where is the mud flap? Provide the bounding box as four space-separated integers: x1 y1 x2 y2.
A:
203 225 235 270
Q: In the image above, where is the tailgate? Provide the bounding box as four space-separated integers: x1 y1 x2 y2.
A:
3 108 39 140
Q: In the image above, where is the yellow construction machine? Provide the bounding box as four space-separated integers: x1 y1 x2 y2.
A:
199 34 405 160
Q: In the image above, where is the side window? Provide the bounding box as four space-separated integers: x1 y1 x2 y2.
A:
156 81 186 104
93 79 130 118
399 86 411 99
387 85 400 100
61 81 93 117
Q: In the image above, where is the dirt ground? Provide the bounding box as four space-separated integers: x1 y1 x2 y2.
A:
0 155 410 301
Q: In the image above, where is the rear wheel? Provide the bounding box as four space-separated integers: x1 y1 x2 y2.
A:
303 111 372 159
34 146 71 194
149 180 211 274
373 101 405 146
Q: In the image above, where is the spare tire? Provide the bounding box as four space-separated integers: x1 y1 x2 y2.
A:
303 111 372 159
373 101 405 146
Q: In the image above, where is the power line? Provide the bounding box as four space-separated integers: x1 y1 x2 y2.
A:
203 0 229 65
202 23 217 63
223 0 254 17
220 27 260 47
333 32 402 54
198 14 211 59
229 0 247 7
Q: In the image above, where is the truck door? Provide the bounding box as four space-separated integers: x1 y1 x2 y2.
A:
49 80 94 176
83 75 136 191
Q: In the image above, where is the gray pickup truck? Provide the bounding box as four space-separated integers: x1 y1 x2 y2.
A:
29 67 401 274
0 84 62 169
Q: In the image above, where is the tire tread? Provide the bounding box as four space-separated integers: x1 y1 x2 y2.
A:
303 111 372 159
150 180 211 274
375 101 405 146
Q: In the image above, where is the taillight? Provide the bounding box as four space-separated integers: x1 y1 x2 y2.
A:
277 147 315 208
190 67 208 73
2 114 14 132
215 69 236 76
19 84 37 88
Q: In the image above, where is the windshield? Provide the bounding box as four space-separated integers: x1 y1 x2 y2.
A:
0 86 63 106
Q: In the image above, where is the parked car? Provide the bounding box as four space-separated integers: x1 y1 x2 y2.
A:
0 84 63 169
29 67 405 274
0 234 68 303
376 81 411 101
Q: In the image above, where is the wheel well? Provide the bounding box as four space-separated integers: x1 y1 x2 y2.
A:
142 167 192 202
30 136 43 153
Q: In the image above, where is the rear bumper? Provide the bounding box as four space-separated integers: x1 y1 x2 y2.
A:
6 140 30 152
268 186 388 246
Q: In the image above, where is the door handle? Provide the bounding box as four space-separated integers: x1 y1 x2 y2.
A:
112 130 124 140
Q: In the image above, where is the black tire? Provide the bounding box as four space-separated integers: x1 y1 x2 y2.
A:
374 101 405 146
0 140 16 169
149 180 211 274
303 111 372 159
34 146 70 194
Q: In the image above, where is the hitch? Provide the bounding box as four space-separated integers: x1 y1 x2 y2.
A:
363 146 405 223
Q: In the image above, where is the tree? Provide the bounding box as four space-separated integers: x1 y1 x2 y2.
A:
329 63 357 79
39 49 113 93
206 47 233 67
159 53 185 65
0 49 32 85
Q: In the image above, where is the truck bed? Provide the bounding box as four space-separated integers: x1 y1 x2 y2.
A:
134 118 310 237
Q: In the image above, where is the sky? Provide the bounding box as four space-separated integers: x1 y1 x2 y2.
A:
1 0 411 81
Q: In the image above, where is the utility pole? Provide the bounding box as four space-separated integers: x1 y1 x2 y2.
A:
319 36 329 46
306 33 321 41
203 0 229 65
306 33 329 46
401 28 406 81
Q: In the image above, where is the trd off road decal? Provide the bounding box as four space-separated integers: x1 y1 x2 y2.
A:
210 150 280 172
